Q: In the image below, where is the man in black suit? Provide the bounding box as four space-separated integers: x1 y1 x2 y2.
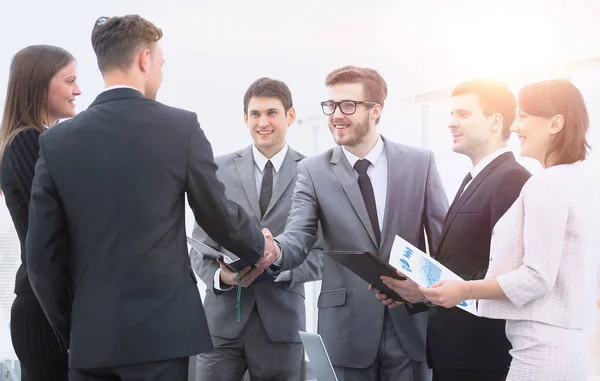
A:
25 15 278 381
380 78 531 381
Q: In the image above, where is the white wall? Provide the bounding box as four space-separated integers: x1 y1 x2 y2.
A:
1 0 599 365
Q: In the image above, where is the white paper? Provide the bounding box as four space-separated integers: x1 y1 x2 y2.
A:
389 235 476 314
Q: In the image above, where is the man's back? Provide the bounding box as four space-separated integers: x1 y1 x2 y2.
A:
34 88 264 369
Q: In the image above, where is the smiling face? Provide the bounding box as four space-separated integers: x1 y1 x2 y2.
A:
326 82 379 149
244 96 295 158
47 60 81 124
511 109 559 165
448 92 503 164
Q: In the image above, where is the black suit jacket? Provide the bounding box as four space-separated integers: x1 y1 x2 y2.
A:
1 128 46 294
427 152 531 371
25 88 265 369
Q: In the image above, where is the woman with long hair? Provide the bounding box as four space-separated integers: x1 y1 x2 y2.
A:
0 44 81 380
422 79 596 380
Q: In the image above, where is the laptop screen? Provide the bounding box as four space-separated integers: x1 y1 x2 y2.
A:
299 331 338 381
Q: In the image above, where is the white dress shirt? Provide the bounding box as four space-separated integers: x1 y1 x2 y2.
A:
341 136 387 230
252 144 288 198
101 85 141 94
214 144 290 290
463 147 511 193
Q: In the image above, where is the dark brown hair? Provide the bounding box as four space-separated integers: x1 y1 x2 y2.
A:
325 66 387 123
91 15 163 73
0 45 74 164
243 77 293 114
452 78 516 140
518 79 590 166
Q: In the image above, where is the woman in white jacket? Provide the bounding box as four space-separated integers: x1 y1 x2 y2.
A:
422 79 596 381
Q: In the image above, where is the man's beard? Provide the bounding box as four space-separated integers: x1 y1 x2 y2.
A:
330 113 370 147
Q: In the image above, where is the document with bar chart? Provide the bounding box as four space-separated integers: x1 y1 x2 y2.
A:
389 236 476 315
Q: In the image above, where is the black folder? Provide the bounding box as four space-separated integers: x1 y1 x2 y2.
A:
187 236 274 284
326 250 408 302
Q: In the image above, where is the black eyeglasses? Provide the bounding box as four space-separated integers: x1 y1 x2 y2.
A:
320 100 377 115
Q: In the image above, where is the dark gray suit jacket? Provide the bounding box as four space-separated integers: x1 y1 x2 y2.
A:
25 88 265 369
191 145 323 343
276 137 448 369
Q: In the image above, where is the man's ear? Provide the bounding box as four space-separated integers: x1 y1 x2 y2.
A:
287 107 296 125
138 48 151 73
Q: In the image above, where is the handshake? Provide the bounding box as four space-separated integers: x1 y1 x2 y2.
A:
219 228 281 288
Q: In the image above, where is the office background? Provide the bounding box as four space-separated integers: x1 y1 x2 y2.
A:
1 0 599 378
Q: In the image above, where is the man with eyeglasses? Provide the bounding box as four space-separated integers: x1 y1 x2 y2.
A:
269 66 449 381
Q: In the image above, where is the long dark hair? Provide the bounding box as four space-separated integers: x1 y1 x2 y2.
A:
0 45 74 166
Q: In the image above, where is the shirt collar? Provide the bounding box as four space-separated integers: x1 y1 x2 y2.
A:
101 85 142 94
252 144 289 173
342 135 385 169
471 147 511 179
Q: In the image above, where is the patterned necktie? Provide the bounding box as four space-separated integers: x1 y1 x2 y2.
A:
354 159 381 246
259 160 274 217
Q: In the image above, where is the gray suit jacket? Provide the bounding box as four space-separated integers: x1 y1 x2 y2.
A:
191 145 323 343
276 136 448 368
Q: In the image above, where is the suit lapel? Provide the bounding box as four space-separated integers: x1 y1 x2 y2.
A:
264 148 302 217
330 146 379 248
234 146 261 219
380 140 405 252
439 152 515 241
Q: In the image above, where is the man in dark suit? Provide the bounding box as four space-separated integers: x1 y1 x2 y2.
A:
25 15 277 381
190 77 323 380
381 78 531 381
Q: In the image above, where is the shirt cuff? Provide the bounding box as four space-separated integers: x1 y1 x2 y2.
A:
273 242 284 267
275 270 292 282
213 268 234 291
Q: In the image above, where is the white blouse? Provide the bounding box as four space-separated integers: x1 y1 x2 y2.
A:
478 161 598 330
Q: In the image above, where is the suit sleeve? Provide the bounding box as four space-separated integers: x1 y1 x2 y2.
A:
189 221 231 294
275 161 320 272
496 176 566 307
185 119 264 265
25 135 71 349
9 128 41 207
289 222 324 287
423 151 449 257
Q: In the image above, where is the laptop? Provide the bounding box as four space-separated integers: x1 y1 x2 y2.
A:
299 331 338 381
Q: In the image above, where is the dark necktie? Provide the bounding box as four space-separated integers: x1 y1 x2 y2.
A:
354 159 381 246
450 172 473 209
259 160 274 217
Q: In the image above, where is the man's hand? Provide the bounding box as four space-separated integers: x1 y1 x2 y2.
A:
241 229 281 287
380 270 425 304
368 284 404 309
255 228 281 270
217 258 250 287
